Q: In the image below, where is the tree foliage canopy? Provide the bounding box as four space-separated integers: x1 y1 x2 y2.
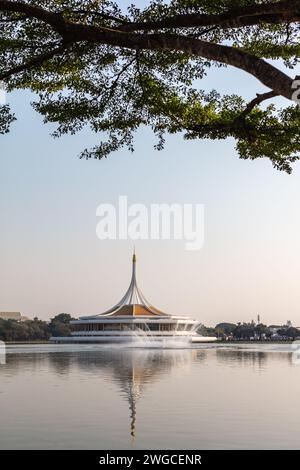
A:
1 0 300 171
0 313 74 341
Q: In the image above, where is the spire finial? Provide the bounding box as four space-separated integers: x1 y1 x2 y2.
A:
132 246 136 263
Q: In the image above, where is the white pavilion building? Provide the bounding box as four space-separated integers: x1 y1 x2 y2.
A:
51 251 216 344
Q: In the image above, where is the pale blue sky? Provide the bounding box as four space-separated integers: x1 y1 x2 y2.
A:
1 6 300 325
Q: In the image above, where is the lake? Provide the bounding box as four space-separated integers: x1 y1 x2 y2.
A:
0 343 299 449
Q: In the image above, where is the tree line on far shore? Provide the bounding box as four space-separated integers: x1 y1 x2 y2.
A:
0 314 73 342
199 322 300 341
0 315 299 342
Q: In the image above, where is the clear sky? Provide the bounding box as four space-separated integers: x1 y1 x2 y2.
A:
1 3 300 326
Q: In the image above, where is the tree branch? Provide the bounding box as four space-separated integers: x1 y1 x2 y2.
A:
234 90 279 123
0 43 68 80
0 13 29 22
70 10 127 25
119 0 300 32
2 0 300 34
0 1 296 100
77 30 293 100
189 91 280 136
0 0 67 35
99 56 136 109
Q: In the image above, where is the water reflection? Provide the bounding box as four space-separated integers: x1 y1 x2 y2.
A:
5 347 199 442
52 349 198 442
216 347 294 369
2 345 296 448
216 349 268 368
94 349 195 442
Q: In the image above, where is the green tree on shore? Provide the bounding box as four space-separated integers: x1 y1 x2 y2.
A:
0 317 49 341
49 313 74 337
0 314 74 341
277 326 300 339
215 322 236 337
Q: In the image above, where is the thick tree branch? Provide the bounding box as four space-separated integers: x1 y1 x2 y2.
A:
0 0 67 34
2 0 300 34
74 30 293 100
0 1 295 100
119 0 300 32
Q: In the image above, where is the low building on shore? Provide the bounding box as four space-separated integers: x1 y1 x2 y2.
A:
0 312 30 322
0 312 21 321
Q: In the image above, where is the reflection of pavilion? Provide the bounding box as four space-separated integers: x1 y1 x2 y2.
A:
95 349 195 443
57 348 196 443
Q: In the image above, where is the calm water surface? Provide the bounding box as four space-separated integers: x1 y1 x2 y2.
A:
0 343 299 449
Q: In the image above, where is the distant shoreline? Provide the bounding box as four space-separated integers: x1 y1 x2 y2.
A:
6 341 51 345
4 339 296 345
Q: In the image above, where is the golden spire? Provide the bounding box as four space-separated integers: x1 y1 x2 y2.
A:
132 246 136 263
